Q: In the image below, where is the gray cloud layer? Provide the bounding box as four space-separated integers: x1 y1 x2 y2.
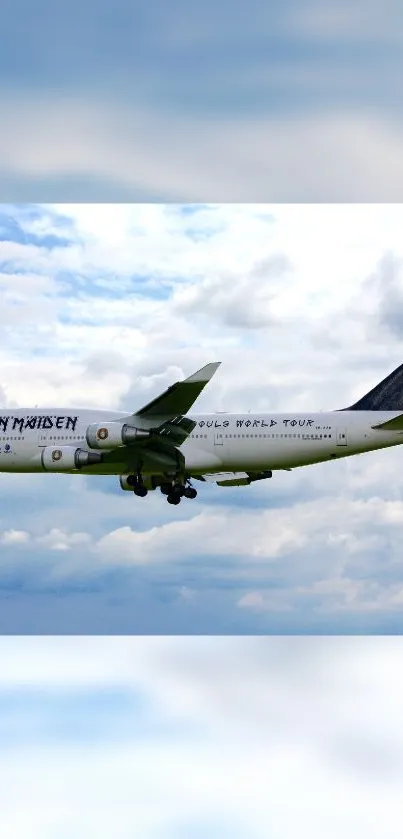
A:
1 0 403 200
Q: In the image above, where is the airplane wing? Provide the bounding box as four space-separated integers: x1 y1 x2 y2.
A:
372 413 403 432
121 362 221 445
135 362 220 418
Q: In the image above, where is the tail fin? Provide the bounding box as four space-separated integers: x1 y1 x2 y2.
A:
343 362 403 411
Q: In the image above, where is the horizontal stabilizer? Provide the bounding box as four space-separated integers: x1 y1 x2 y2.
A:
135 362 221 418
372 413 403 432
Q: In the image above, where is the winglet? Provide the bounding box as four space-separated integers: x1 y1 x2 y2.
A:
134 362 221 418
184 362 221 384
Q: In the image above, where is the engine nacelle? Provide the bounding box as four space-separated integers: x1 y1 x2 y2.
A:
119 474 160 491
86 422 150 450
41 446 103 472
119 474 138 491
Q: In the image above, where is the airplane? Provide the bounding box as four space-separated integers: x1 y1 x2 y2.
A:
2 360 403 505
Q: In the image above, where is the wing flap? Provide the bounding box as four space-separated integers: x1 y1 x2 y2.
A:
199 471 250 485
197 470 273 487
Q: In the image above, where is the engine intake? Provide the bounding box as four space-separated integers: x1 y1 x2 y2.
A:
86 422 150 449
41 446 103 471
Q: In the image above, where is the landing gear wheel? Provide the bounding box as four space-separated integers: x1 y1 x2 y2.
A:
167 494 181 505
160 483 172 496
184 487 197 499
133 486 148 497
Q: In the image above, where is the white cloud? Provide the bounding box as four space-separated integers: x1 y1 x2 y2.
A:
0 529 30 545
36 528 92 552
1 487 402 618
2 201 403 410
87 494 403 568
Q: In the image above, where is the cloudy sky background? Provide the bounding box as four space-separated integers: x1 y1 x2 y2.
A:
1 0 403 200
1 202 403 632
2 7 402 837
0 637 403 838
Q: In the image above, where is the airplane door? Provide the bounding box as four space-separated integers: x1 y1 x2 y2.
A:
214 431 224 446
336 428 348 446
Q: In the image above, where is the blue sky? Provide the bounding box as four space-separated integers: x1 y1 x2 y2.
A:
1 1 403 200
0 637 403 838
2 203 403 632
1 0 398 111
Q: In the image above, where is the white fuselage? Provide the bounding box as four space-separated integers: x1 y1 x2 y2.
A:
0 407 402 477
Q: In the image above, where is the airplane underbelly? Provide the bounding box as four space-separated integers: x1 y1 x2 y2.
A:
1 450 43 472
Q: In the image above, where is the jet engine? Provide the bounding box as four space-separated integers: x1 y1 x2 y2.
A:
41 446 103 471
86 422 150 449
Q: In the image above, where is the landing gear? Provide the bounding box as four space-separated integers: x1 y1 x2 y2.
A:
124 472 197 503
166 483 184 505
167 494 181 505
127 473 148 498
162 478 197 504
